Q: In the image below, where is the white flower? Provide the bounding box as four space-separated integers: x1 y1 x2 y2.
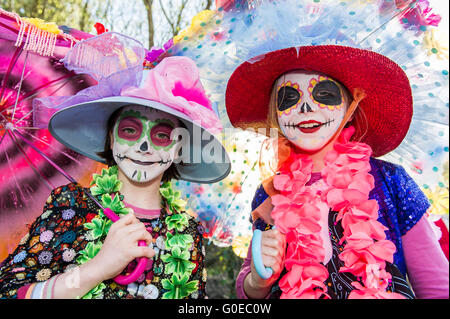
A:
127 282 139 295
191 291 199 299
41 210 52 219
155 236 165 250
40 230 54 243
19 234 29 245
62 209 76 220
84 231 94 241
143 284 159 299
36 268 51 281
62 249 76 262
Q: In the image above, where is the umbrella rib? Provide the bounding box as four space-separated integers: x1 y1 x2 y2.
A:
11 50 29 123
0 43 24 101
11 74 76 109
7 129 55 190
19 128 82 164
0 74 78 117
12 128 77 183
13 108 33 126
358 1 418 45
0 130 7 148
1 132 29 206
12 129 105 210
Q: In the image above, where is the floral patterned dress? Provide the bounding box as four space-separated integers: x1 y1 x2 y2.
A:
0 183 207 299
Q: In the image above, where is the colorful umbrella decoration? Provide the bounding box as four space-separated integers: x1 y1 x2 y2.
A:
0 9 100 260
173 129 266 248
148 0 449 257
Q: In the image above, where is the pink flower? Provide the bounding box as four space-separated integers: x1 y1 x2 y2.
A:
279 260 329 299
273 174 292 192
121 56 222 133
344 220 387 242
347 173 374 196
285 232 324 262
268 125 399 298
326 188 367 212
325 167 354 189
348 282 406 299
348 200 379 220
271 205 302 234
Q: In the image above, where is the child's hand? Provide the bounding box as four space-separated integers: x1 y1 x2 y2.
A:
86 213 155 282
250 228 286 289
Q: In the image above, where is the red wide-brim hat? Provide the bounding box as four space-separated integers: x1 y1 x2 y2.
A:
225 45 413 157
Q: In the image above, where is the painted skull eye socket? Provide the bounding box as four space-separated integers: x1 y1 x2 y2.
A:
117 116 143 141
277 86 301 111
150 123 174 147
312 80 342 105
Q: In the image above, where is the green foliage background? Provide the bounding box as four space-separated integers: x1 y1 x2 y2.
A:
205 244 243 299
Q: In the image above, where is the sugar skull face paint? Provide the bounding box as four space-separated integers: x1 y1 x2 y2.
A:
276 71 349 152
277 81 304 116
112 105 181 183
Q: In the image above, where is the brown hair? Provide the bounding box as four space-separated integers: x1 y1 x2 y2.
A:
96 106 183 183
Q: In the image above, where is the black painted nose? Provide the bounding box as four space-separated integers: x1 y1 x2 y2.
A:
300 102 313 113
140 141 148 152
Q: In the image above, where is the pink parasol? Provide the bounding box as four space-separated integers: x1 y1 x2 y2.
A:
0 9 100 260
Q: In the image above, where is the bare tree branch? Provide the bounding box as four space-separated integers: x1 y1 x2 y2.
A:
79 0 90 32
204 0 213 10
158 0 176 35
175 0 188 34
142 0 155 47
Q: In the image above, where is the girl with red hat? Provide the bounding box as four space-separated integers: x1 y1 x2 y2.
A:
230 50 448 299
130 0 448 298
221 3 449 299
164 0 449 299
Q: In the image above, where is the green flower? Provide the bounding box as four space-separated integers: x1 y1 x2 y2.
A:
165 232 193 251
91 174 122 196
82 282 106 299
161 273 198 299
90 166 118 186
165 213 189 232
76 241 103 264
84 217 112 240
101 193 130 215
160 182 186 212
161 246 195 276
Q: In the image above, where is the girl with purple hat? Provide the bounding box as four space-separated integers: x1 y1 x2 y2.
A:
0 32 230 299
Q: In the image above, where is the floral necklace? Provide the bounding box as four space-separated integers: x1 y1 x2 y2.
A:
76 166 198 299
271 127 405 299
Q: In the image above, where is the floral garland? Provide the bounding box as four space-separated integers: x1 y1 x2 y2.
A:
76 166 198 299
270 127 405 299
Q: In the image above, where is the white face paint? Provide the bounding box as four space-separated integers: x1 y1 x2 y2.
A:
276 71 349 152
112 105 181 183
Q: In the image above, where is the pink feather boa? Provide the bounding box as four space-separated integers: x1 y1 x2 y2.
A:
271 126 405 299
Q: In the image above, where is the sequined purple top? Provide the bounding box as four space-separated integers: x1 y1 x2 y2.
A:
250 157 430 276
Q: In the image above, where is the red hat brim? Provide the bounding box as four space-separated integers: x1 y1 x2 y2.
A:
225 45 413 157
